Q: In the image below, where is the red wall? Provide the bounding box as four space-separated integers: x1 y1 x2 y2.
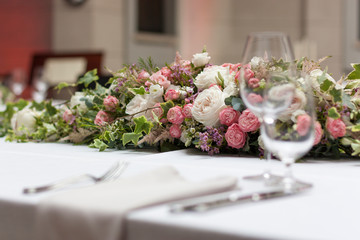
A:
0 0 52 76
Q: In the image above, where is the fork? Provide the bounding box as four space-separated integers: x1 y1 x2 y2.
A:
23 160 129 194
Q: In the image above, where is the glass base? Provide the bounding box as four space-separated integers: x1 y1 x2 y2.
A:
281 177 313 193
242 172 283 185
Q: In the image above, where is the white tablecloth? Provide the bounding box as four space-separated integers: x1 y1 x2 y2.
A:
1 138 360 240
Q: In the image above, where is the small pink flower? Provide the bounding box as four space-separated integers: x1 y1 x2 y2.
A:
209 83 222 90
238 109 260 132
167 106 185 125
225 123 246 149
103 95 119 112
244 68 255 81
314 121 323 145
94 110 113 126
63 109 75 124
160 67 172 78
169 124 182 138
181 60 192 70
248 78 260 88
150 71 171 89
246 93 263 105
151 103 163 120
219 107 240 126
326 117 346 139
182 104 193 118
145 81 152 87
296 114 311 136
138 70 150 80
165 89 180 101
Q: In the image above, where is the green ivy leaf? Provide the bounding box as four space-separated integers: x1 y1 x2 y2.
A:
351 124 360 132
15 99 29 110
133 115 153 134
93 95 103 105
92 139 108 151
94 83 107 95
78 69 99 88
130 86 146 95
31 101 45 111
45 102 57 116
55 82 77 92
345 79 360 90
328 107 341 119
347 63 360 80
122 132 142 146
342 92 356 110
317 71 328 84
329 88 342 102
320 79 334 92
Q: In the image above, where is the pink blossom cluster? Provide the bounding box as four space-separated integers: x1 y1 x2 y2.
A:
219 107 261 149
94 110 114 126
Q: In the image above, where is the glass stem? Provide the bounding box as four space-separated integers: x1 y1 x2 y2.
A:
263 150 271 174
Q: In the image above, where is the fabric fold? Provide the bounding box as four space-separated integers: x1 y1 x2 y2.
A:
35 166 237 240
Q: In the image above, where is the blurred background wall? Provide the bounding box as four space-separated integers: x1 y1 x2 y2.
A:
0 0 359 83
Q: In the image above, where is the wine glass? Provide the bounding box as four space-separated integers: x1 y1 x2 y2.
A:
239 32 295 183
261 71 315 192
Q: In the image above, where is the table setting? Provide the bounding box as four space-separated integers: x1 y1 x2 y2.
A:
1 31 360 239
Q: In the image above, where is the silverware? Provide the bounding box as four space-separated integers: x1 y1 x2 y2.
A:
169 186 311 213
23 160 129 194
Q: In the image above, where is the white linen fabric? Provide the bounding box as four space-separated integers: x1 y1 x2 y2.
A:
35 166 237 240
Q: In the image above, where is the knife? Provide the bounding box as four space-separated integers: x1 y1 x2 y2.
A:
169 188 303 213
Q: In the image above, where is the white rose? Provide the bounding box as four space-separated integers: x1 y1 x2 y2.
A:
223 81 238 97
125 94 157 119
11 108 38 136
278 89 307 121
194 66 235 90
192 52 211 67
149 84 164 99
191 86 227 127
70 92 93 112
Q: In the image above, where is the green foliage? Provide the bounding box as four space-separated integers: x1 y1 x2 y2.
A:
347 63 360 80
91 139 109 151
133 116 153 134
138 57 157 73
327 107 340 119
122 133 143 146
78 69 99 88
225 96 246 112
130 86 146 95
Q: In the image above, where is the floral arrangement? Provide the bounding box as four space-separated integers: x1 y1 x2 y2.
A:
1 50 360 159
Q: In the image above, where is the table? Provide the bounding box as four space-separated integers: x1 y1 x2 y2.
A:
1 138 360 240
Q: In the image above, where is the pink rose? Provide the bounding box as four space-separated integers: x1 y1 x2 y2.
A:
150 71 171 89
225 123 246 149
326 117 346 139
103 95 119 112
314 121 323 145
160 67 172 78
248 78 260 88
63 109 75 124
238 109 260 132
244 68 255 81
169 124 182 138
182 104 193 118
138 70 150 80
94 110 113 126
219 107 240 126
167 106 185 124
296 114 311 136
246 93 263 105
165 89 180 101
151 103 163 119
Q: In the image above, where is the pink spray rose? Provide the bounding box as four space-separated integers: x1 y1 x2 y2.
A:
244 68 255 81
160 67 172 78
225 123 246 149
167 106 185 125
326 117 346 139
137 70 150 81
103 95 119 112
248 78 260 88
314 121 323 145
63 109 75 124
169 124 182 138
219 107 240 126
94 110 113 126
296 114 311 136
246 93 263 105
165 89 180 101
238 109 260 132
182 104 193 118
151 103 163 119
150 71 171 89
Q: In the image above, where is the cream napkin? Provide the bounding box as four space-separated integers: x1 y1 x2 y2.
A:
35 166 237 240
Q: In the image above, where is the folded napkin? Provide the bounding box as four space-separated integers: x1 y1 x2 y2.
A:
35 166 237 240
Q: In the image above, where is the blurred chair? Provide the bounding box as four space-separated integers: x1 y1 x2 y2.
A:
26 52 103 100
